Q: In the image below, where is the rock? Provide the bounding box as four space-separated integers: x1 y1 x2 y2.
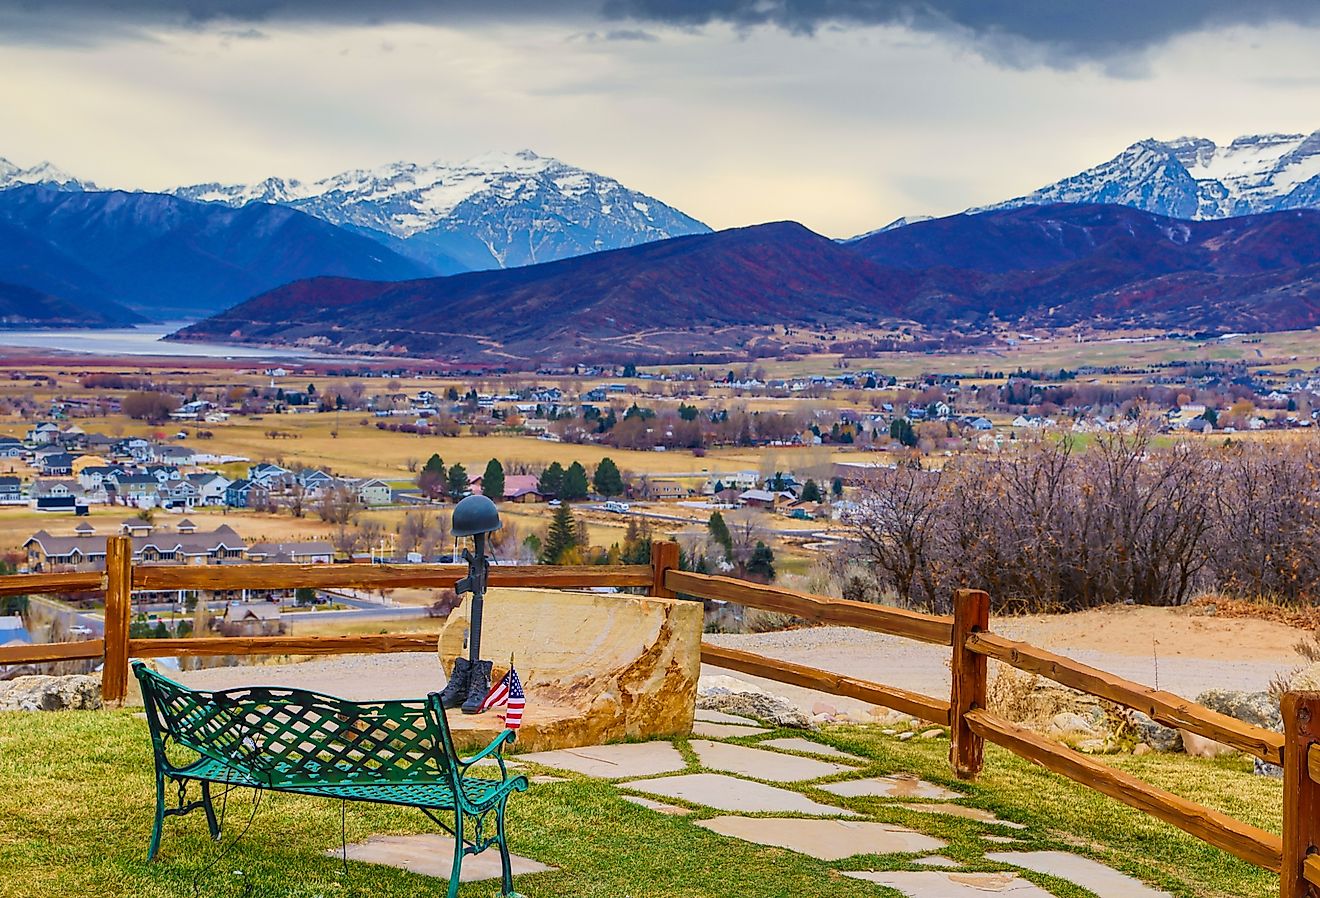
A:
0 674 101 711
698 690 814 730
898 731 915 741
1181 730 1235 759
1075 739 1109 754
437 587 702 753
1048 712 1098 738
1195 689 1282 732
1254 758 1284 778
811 701 838 717
1127 711 1183 753
919 728 945 740
1133 743 1152 756
882 729 897 736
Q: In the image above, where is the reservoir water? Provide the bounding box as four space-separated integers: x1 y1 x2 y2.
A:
0 324 315 359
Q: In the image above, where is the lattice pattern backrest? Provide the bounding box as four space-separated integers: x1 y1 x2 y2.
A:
137 666 451 787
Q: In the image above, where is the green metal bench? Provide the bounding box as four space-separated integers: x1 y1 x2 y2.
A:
133 661 529 897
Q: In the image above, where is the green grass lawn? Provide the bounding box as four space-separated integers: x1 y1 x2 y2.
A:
0 711 1281 898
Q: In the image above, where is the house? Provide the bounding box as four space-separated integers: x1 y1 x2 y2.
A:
246 541 334 564
0 436 25 459
219 602 286 637
156 479 199 510
187 472 231 506
353 478 393 507
738 489 793 510
38 452 76 476
248 462 292 486
78 465 124 492
111 475 164 507
27 423 59 445
297 469 335 496
469 474 544 503
0 476 23 505
225 479 269 509
649 480 690 501
703 471 759 493
120 519 155 536
152 445 197 466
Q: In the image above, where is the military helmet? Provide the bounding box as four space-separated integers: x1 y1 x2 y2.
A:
451 493 502 537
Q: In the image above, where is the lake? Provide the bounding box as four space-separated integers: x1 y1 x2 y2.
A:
0 324 316 359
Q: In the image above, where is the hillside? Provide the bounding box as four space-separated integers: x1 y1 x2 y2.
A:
849 204 1320 331
171 221 910 360
0 185 436 318
0 280 141 328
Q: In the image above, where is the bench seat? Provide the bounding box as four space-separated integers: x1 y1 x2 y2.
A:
133 662 529 898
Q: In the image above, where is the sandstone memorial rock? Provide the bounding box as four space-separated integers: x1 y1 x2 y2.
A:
437 588 701 752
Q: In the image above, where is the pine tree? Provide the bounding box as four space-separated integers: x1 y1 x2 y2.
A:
831 476 844 498
800 479 822 502
748 541 776 582
538 461 565 498
707 510 734 561
423 454 445 473
593 457 625 496
418 454 447 498
446 463 468 500
561 461 590 500
482 458 505 502
540 505 578 564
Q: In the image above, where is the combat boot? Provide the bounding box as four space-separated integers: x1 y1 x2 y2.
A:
461 660 494 715
439 657 471 710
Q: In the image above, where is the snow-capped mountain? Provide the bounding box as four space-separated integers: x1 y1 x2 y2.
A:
980 131 1320 220
0 157 95 191
171 150 711 273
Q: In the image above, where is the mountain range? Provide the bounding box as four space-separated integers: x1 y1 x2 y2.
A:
175 203 1320 361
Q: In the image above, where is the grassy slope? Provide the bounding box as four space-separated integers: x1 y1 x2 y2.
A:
0 712 1279 898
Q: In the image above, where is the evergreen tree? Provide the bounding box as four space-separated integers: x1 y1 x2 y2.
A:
538 461 565 498
707 510 734 561
482 458 505 502
593 457 625 496
800 479 822 502
418 454 447 499
561 461 590 500
712 480 725 494
621 518 653 565
540 505 578 564
747 541 776 582
831 476 844 498
446 463 469 500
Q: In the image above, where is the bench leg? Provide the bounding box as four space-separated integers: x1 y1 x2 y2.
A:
148 770 166 862
495 800 519 898
447 812 463 898
201 781 221 841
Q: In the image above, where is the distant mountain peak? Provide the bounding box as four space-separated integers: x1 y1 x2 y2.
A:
979 129 1320 221
0 157 95 191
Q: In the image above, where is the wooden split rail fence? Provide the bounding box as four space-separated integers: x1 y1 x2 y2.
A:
0 536 1315 895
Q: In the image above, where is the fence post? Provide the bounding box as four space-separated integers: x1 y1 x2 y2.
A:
950 588 990 780
102 535 134 706
1282 692 1320 898
650 540 680 599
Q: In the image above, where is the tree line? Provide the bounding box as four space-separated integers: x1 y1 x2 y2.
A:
846 428 1320 613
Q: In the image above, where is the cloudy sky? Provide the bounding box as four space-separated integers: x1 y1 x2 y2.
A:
2 1 1320 237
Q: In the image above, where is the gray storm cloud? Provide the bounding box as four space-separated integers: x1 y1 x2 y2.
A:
3 0 1320 64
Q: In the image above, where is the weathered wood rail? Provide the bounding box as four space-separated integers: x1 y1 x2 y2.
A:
0 535 1312 895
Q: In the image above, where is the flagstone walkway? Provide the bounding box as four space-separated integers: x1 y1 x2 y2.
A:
340 706 1176 897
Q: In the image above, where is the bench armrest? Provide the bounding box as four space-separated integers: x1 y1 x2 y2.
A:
458 729 517 778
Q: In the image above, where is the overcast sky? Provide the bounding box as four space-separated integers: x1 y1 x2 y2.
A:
2 2 1320 237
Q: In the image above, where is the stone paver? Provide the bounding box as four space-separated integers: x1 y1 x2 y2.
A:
529 775 566 784
335 834 554 883
982 835 1022 845
820 775 962 800
697 816 945 860
913 856 963 868
621 795 693 815
518 741 687 778
986 851 1173 898
689 739 852 782
843 870 1054 896
903 803 1027 829
695 709 761 725
760 737 867 763
620 773 857 816
692 721 771 739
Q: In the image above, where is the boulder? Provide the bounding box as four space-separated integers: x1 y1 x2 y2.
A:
1195 689 1282 732
697 689 814 729
1127 711 1183 753
436 587 702 752
1290 663 1320 693
0 674 101 711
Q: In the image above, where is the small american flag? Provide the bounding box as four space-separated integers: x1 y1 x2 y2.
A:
478 666 526 729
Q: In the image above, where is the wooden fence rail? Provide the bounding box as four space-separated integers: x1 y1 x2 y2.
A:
2 535 1316 895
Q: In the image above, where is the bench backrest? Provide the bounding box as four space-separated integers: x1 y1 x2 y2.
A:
133 662 461 789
